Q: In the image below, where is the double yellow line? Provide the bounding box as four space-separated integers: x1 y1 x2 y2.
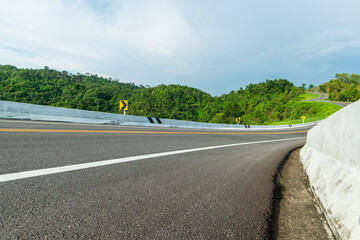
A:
0 128 308 135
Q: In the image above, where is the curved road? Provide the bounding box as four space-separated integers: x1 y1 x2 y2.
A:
307 91 351 107
309 92 328 101
0 120 310 239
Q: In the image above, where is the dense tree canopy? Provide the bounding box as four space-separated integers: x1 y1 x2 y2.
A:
0 65 339 124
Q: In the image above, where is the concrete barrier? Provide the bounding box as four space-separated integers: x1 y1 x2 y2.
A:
300 100 360 239
0 101 316 129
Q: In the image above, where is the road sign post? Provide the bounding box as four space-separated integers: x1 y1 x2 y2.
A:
235 117 241 125
301 115 306 124
120 100 128 115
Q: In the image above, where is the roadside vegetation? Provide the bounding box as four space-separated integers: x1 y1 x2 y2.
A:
318 73 360 102
294 93 319 101
0 65 344 125
268 102 341 125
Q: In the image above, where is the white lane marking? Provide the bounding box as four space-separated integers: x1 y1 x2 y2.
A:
0 137 306 183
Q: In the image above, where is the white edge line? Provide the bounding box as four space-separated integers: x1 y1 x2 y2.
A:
0 137 306 183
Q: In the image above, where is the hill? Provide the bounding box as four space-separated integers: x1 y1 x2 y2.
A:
317 73 360 101
0 65 340 125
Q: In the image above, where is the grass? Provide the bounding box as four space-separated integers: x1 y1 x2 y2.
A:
268 116 327 125
294 93 320 101
268 101 342 125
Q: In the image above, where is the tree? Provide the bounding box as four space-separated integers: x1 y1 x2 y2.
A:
301 83 306 90
0 65 322 124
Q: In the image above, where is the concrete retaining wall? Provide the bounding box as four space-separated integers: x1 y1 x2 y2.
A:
300 100 360 239
0 101 316 129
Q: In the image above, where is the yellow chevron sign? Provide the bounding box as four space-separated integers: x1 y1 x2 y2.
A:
236 117 241 123
119 100 128 111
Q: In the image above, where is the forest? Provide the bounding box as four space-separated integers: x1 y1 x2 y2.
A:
0 65 345 124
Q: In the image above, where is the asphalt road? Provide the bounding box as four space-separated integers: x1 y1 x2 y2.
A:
310 92 328 101
0 120 309 239
307 92 351 108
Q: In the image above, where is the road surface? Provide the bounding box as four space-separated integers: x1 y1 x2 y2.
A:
307 92 351 108
0 120 309 239
310 92 328 101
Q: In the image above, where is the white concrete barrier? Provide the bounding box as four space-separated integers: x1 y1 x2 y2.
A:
0 101 316 129
300 100 360 239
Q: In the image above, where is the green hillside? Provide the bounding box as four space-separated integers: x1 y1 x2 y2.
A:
268 102 341 125
0 65 341 125
294 93 319 101
318 73 360 101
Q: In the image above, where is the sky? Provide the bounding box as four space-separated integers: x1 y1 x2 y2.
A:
1 0 360 96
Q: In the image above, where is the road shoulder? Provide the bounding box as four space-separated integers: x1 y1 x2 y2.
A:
277 148 333 240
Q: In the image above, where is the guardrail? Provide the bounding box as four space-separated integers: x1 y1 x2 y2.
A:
0 101 317 129
300 100 359 239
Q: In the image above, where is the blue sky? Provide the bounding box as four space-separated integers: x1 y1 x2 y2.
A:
1 0 360 95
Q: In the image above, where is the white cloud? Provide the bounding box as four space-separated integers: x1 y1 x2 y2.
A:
0 0 199 71
110 3 199 56
0 0 360 95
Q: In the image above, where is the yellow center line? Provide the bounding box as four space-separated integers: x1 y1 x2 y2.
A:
0 128 308 135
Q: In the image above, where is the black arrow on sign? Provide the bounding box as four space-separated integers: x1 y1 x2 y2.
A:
120 100 128 110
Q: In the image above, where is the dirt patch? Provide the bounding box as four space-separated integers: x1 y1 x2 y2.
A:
277 148 333 240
